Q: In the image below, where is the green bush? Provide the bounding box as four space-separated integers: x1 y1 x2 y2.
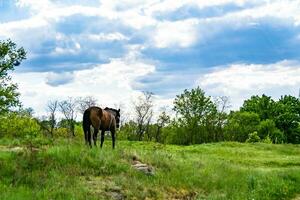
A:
258 119 285 143
0 112 41 138
246 131 260 143
53 128 69 138
225 112 260 142
261 135 272 144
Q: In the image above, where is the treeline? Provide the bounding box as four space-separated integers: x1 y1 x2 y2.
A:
1 39 300 145
119 87 300 144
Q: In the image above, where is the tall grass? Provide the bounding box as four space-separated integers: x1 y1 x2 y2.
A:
0 138 300 199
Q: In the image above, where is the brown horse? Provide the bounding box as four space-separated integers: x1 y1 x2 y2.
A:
82 106 120 149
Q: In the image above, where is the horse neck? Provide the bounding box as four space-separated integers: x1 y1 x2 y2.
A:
106 109 116 117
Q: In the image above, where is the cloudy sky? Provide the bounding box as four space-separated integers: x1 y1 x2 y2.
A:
1 0 300 117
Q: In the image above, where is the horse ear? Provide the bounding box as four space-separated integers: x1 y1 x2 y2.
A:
118 109 120 112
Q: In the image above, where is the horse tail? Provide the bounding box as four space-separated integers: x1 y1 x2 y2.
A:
83 109 91 144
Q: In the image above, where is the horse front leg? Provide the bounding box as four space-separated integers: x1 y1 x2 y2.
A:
100 130 105 148
111 129 115 149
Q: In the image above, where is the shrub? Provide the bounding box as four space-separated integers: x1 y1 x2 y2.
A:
261 135 272 144
0 112 41 138
257 119 285 143
246 131 260 143
225 112 260 142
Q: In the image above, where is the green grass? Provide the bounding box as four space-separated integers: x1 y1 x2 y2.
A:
0 138 300 200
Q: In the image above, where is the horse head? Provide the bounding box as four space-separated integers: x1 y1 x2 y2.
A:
104 107 121 128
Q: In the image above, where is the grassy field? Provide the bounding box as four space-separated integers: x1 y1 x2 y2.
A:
0 138 300 200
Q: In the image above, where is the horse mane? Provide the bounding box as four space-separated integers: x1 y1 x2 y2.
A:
104 107 119 112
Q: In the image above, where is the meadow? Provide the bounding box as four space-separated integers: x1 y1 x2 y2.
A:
1 138 300 200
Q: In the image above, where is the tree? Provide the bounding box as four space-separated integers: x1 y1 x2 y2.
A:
155 110 170 142
76 96 97 114
173 87 217 144
224 111 260 142
240 94 276 120
257 119 284 143
45 100 58 136
59 98 77 137
214 96 230 141
0 39 26 114
274 95 300 143
133 92 154 141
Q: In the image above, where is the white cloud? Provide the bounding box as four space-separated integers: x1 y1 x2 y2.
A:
13 52 155 118
153 19 199 48
197 60 300 109
2 0 299 50
227 1 300 26
144 0 254 15
46 72 74 86
2 0 300 117
16 0 54 12
87 32 129 41
0 17 49 38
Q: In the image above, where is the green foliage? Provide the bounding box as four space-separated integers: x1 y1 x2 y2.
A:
0 39 26 114
261 135 273 144
258 119 285 143
241 94 276 120
274 95 300 143
118 120 139 141
246 131 261 143
155 111 171 143
225 111 260 142
237 94 300 144
0 112 40 138
173 87 218 144
163 121 190 145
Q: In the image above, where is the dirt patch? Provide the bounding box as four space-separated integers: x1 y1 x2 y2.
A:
81 176 126 200
166 188 198 200
0 145 42 153
0 145 24 152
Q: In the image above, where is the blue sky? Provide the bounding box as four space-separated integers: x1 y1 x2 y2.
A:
0 0 300 116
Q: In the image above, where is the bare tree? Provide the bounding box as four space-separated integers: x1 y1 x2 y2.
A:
77 96 98 114
214 96 231 141
59 97 77 137
47 100 58 136
133 92 154 141
114 102 129 127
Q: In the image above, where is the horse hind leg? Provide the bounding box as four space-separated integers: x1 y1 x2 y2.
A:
100 130 105 148
87 127 92 148
93 128 99 147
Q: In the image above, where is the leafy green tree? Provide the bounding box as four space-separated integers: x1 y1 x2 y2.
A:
274 95 300 143
225 111 260 142
257 119 285 143
155 110 170 143
173 87 217 144
240 94 276 120
0 39 26 114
